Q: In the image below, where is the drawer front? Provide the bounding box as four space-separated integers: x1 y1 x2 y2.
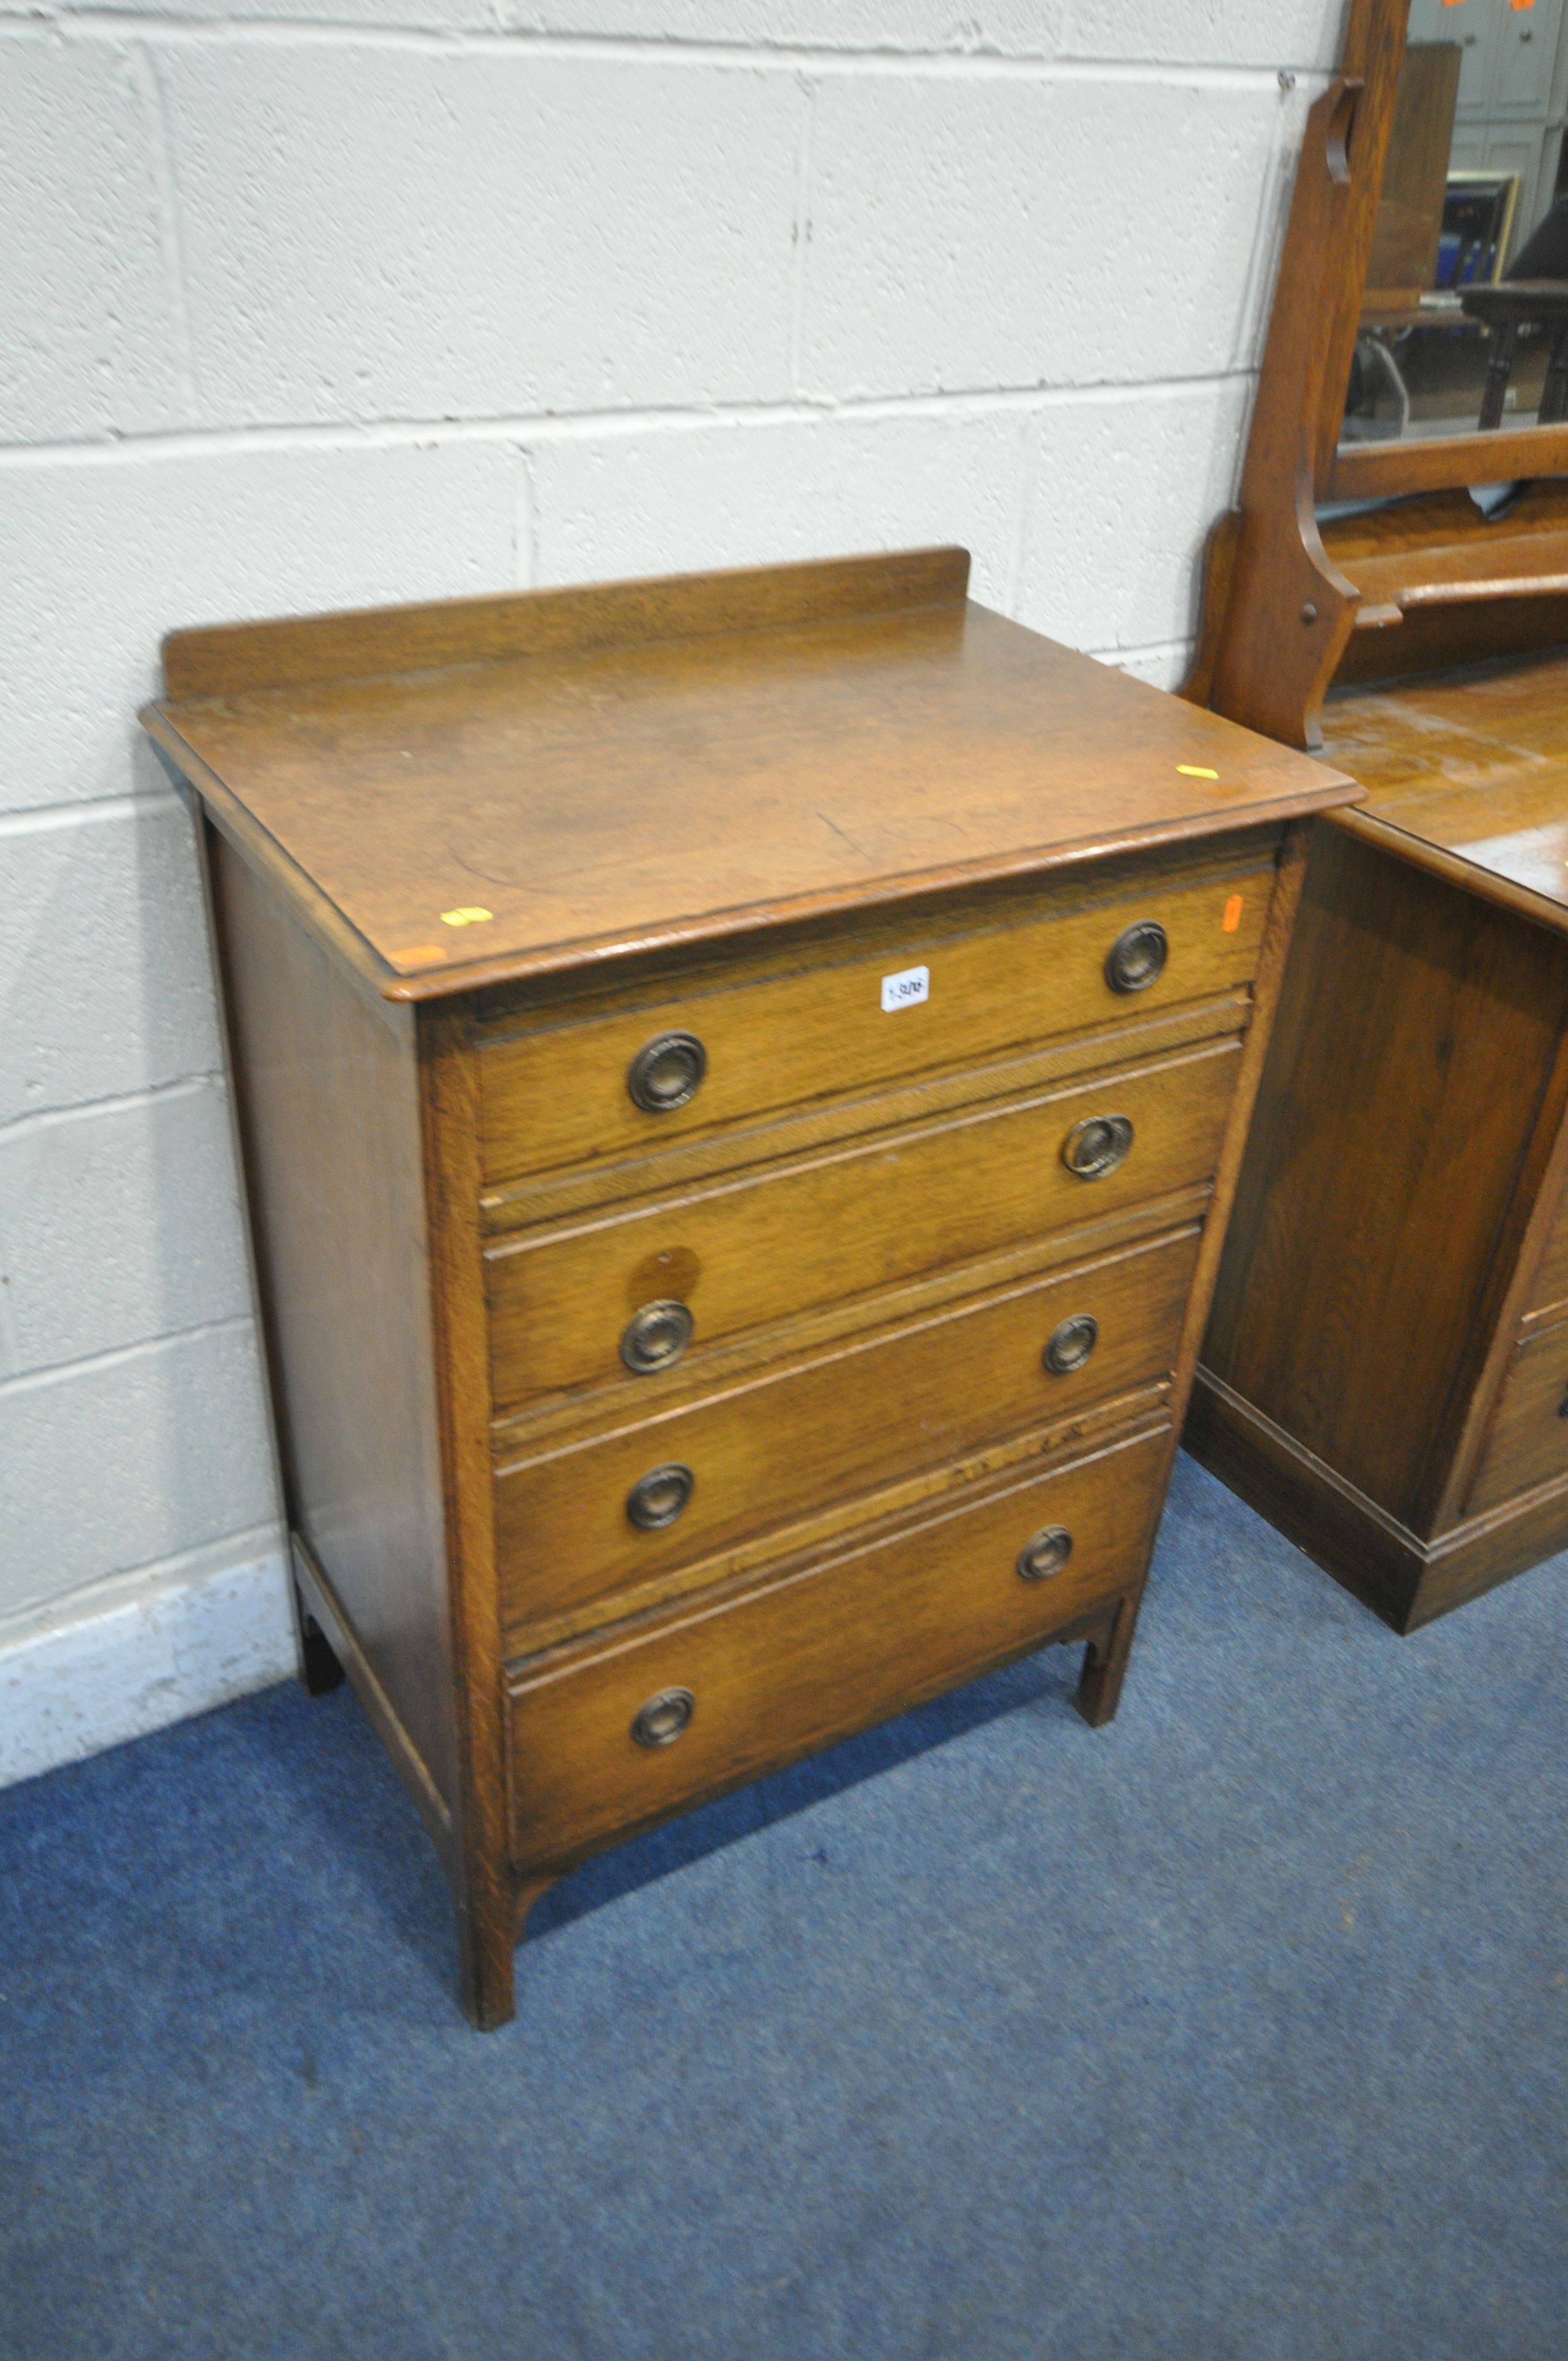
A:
478 865 1272 1184
1527 1187 1568 1322
487 1035 1239 1412
507 1419 1168 1870
1468 1314 1568 1515
495 1223 1200 1639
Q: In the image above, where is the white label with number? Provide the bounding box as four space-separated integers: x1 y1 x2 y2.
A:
880 963 930 1013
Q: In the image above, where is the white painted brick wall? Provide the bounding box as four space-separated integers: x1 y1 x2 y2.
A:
0 0 1340 1780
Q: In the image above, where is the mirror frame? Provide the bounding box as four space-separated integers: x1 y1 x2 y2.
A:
1185 0 1568 749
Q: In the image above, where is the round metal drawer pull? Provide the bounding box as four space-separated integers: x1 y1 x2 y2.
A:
1043 1314 1098 1376
1061 1113 1133 1180
1016 1526 1073 1583
631 1687 695 1749
620 1299 695 1375
627 1031 706 1114
627 1462 695 1531
1106 920 1168 995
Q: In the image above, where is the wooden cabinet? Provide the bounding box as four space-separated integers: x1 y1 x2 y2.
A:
143 547 1351 2027
1180 0 1568 1634
1190 796 1568 1626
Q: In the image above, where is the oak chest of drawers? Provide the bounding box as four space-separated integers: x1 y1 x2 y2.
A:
143 547 1354 2027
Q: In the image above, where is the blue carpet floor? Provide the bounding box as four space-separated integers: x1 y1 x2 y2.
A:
3 1451 1566 2360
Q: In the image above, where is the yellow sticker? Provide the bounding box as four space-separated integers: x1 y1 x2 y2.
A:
440 906 494 927
1177 764 1219 780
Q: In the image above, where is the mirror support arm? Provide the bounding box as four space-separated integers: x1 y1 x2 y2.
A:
1184 0 1409 748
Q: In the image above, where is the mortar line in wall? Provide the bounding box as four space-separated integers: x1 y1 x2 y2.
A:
0 1312 254 1401
0 19 1334 89
0 369 1261 470
0 793 180 836
128 39 199 425
0 1518 286 1655
1086 635 1195 666
0 1073 225 1148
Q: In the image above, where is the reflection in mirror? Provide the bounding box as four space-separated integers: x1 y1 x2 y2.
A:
1341 0 1568 447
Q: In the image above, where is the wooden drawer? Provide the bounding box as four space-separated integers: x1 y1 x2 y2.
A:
505 1416 1169 1872
1527 1187 1568 1322
1467 1309 1568 1515
495 1222 1200 1638
478 863 1272 1184
486 1034 1240 1412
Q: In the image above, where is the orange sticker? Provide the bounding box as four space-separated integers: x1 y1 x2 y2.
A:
1512 0 1536 13
1441 0 1467 10
389 943 448 967
1222 894 1243 934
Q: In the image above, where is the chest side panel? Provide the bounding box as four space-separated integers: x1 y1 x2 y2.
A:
211 830 461 1820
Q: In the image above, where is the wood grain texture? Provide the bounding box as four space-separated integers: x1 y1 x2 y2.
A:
478 863 1273 1187
1331 599 1568 698
501 1382 1169 1663
480 989 1250 1243
492 1180 1213 1458
486 1035 1243 1414
160 546 971 699
1203 68 1381 747
1188 1366 1568 1632
1198 821 1568 1535
209 830 462 1813
1180 0 1568 1625
1465 1308 1568 1517
1526 1180 1568 1321
1420 1015 1568 1532
1191 0 1568 748
494 1222 1200 1642
1319 650 1568 927
1330 425 1568 504
145 569 1352 1004
415 1004 520 2032
1180 510 1243 712
505 1416 1170 1873
1185 1368 1433 1630
1162 823 1310 1448
1363 39 1460 303
151 551 1348 2022
1322 486 1568 624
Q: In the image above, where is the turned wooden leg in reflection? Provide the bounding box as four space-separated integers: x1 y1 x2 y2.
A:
1479 317 1520 432
1074 1593 1140 1728
293 1585 346 1698
1541 325 1568 425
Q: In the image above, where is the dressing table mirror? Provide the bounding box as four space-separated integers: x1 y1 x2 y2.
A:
1184 0 1568 1629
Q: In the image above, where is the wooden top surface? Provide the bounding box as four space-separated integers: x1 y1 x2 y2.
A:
1322 646 1568 926
143 549 1358 1001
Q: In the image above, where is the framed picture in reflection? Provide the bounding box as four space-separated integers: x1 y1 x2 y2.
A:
1438 171 1522 289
